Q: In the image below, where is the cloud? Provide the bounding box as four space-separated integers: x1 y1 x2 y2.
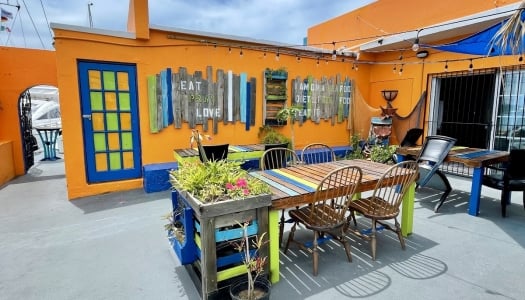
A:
0 0 374 49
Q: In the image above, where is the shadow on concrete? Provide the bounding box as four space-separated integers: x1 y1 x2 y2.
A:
71 188 171 214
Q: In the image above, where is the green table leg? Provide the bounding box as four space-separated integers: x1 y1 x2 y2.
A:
268 210 280 283
401 182 415 237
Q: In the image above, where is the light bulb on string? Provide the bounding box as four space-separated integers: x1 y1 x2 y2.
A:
392 65 397 73
398 64 404 75
519 56 523 63
444 61 448 72
275 50 280 61
468 59 473 73
228 47 231 54
239 48 243 58
316 57 320 67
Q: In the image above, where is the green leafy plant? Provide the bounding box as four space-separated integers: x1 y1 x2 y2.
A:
169 160 271 203
346 133 366 159
369 144 397 164
276 106 302 150
257 125 291 147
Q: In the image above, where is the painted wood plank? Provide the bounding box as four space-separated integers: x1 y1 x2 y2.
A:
206 66 214 132
172 72 182 128
250 77 256 126
233 74 240 122
166 68 174 126
227 70 233 122
245 82 250 131
147 75 158 133
215 69 224 133
156 74 163 130
161 69 169 128
179 67 189 123
240 73 247 123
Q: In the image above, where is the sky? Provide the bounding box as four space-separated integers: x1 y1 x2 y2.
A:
0 0 376 50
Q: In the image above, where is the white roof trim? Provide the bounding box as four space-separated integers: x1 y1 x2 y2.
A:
50 23 136 39
359 2 520 52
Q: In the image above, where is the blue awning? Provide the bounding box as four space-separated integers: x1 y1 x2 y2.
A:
434 11 525 56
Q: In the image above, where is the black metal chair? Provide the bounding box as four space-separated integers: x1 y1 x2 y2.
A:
415 135 457 212
482 149 525 217
400 128 424 147
198 144 229 162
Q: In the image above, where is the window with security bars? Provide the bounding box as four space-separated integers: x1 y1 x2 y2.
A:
494 68 525 151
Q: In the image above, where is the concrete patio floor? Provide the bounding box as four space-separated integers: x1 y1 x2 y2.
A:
1 155 524 300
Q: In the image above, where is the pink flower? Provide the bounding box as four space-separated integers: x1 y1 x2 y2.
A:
242 188 250 195
225 183 234 190
236 178 248 188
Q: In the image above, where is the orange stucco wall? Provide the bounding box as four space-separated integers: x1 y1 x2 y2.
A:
0 46 57 185
53 26 356 199
308 0 522 51
308 0 524 139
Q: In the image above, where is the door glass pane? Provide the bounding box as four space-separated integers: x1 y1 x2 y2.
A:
106 113 119 131
95 153 107 171
103 71 116 90
108 132 120 150
89 70 101 89
105 92 117 110
109 152 121 170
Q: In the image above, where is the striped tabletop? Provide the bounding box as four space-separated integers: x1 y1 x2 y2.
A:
396 146 509 168
249 159 397 210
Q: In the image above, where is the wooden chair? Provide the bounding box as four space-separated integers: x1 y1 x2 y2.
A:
283 165 363 275
482 149 525 217
264 142 289 151
198 144 229 162
260 147 302 246
260 147 301 170
301 143 337 164
415 135 456 212
348 161 419 260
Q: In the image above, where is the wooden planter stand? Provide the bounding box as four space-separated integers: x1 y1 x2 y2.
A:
170 190 271 299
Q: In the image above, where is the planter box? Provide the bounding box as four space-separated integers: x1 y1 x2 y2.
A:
171 189 271 300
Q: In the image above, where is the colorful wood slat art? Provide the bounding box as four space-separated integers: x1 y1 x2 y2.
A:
291 75 353 125
147 66 256 133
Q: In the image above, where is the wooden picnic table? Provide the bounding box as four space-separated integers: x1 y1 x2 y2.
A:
396 146 509 216
249 159 417 283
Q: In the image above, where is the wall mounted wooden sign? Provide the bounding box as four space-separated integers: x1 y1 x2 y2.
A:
291 75 353 126
147 66 256 134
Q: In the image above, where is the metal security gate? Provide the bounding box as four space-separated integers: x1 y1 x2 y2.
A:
18 90 36 172
429 69 497 176
429 66 525 177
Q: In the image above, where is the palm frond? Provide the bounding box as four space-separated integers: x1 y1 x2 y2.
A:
490 1 525 55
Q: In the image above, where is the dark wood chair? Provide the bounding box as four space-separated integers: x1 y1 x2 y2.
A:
348 161 419 260
260 147 302 246
264 142 289 151
198 144 229 162
301 143 336 164
415 135 457 212
284 165 362 275
482 149 525 217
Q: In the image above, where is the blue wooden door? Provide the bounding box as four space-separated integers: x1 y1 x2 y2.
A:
78 61 142 183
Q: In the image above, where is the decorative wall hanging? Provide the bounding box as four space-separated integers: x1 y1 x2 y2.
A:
263 68 288 126
291 75 352 126
147 66 256 134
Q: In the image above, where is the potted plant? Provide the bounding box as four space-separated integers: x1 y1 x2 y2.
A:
167 156 272 298
276 106 302 150
258 125 291 148
229 221 271 300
